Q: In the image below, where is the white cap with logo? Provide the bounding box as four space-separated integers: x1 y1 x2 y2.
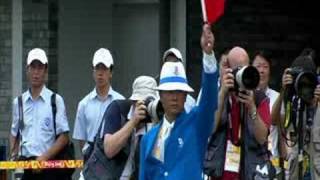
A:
92 48 114 68
156 62 193 92
27 48 48 65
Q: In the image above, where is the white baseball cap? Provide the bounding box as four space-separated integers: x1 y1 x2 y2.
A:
129 76 158 101
162 48 183 63
27 48 48 65
156 62 193 92
92 48 114 68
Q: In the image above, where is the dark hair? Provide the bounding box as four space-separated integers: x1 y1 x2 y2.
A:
252 50 272 66
27 61 48 69
93 64 113 72
220 47 230 56
218 47 230 63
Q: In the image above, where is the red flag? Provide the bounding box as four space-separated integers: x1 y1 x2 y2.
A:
201 0 225 24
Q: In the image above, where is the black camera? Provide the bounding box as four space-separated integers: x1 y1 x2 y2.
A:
286 67 317 103
231 65 260 91
142 96 164 123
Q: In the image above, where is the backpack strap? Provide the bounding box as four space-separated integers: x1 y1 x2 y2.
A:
12 96 24 158
51 93 57 138
17 95 24 137
95 100 132 140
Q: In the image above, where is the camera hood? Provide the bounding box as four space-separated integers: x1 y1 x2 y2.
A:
234 66 260 90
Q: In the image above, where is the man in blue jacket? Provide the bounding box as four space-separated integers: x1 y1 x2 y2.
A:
139 24 218 179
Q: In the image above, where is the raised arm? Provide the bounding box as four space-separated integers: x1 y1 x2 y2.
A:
196 24 218 141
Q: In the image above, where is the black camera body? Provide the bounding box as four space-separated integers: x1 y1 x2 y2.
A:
142 96 164 123
286 67 317 103
231 65 260 92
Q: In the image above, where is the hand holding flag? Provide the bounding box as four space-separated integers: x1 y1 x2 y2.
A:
201 24 214 54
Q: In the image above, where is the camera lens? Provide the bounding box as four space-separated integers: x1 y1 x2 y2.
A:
234 66 260 90
142 97 164 123
143 97 155 123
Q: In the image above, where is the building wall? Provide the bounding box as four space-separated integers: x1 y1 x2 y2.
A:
1 0 179 164
111 2 161 97
23 0 58 91
58 0 166 127
0 0 12 138
58 0 113 129
0 0 58 162
57 2 165 167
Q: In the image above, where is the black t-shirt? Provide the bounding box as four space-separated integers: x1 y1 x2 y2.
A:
103 102 123 135
103 100 131 136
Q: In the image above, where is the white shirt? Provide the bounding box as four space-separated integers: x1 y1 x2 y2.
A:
73 87 124 144
185 95 196 113
265 87 279 112
196 52 218 105
265 87 280 170
11 86 70 157
153 116 175 162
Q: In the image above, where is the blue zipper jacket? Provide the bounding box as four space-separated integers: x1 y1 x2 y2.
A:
139 67 218 180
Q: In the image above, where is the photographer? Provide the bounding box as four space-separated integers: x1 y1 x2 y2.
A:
252 50 281 177
103 76 158 179
207 46 273 179
271 52 320 180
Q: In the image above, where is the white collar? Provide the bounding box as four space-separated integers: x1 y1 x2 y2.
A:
162 115 175 129
90 87 114 101
26 85 49 102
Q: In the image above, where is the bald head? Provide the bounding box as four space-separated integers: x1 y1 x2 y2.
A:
227 46 249 69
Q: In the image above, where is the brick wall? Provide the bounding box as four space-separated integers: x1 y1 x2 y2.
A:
0 0 58 152
187 0 320 94
0 0 12 133
23 0 58 91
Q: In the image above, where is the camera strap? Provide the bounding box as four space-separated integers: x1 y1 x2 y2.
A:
292 97 299 134
282 96 299 148
297 98 306 179
227 96 241 146
284 100 292 128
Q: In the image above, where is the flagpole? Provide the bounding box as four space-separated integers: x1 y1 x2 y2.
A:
200 0 208 23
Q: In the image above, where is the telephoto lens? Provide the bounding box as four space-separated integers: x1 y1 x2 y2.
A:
232 65 260 91
143 96 164 123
